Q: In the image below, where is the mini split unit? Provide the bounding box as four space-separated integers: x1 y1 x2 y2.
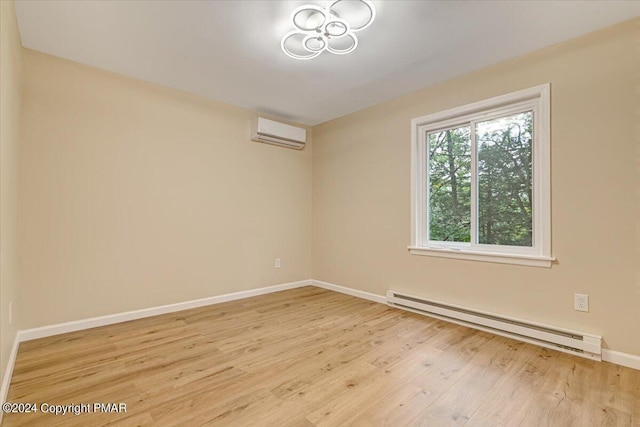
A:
251 117 307 150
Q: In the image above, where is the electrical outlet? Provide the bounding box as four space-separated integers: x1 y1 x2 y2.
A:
9 302 12 325
574 293 589 312
275 258 281 268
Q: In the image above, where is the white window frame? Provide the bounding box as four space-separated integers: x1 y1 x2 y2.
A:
409 84 555 268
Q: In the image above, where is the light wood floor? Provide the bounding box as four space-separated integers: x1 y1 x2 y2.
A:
4 286 639 426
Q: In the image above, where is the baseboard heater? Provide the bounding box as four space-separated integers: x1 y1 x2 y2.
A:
386 290 602 361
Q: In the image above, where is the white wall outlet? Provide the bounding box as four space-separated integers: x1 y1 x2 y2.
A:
275 258 281 268
9 302 12 325
574 293 589 312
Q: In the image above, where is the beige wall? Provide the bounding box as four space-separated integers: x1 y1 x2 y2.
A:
312 19 640 355
18 50 312 329
0 0 22 384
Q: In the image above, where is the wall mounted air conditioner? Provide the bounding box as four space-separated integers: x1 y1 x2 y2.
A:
251 117 306 150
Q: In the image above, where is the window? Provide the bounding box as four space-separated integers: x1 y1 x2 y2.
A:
410 84 554 267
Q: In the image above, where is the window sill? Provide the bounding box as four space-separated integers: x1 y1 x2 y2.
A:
408 246 555 268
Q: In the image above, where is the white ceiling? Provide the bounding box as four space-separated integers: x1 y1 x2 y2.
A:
14 1 640 126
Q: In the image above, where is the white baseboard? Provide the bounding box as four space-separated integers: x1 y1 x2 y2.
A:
2 276 637 410
602 349 640 370
0 333 21 416
15 279 383 343
19 280 312 342
311 279 386 304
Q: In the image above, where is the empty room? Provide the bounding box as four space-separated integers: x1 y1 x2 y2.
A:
1 0 639 425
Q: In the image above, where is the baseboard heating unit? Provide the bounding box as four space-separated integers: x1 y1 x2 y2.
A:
386 290 602 361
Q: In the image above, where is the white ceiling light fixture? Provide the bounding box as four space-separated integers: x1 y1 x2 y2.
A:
281 0 376 60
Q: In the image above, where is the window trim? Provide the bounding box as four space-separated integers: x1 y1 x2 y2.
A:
409 84 554 268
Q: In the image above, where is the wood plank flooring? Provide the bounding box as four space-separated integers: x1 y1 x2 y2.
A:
3 286 639 426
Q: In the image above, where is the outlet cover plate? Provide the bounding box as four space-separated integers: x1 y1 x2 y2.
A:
574 293 589 312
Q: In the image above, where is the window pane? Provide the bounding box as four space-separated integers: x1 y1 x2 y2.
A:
427 126 471 242
477 111 533 246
